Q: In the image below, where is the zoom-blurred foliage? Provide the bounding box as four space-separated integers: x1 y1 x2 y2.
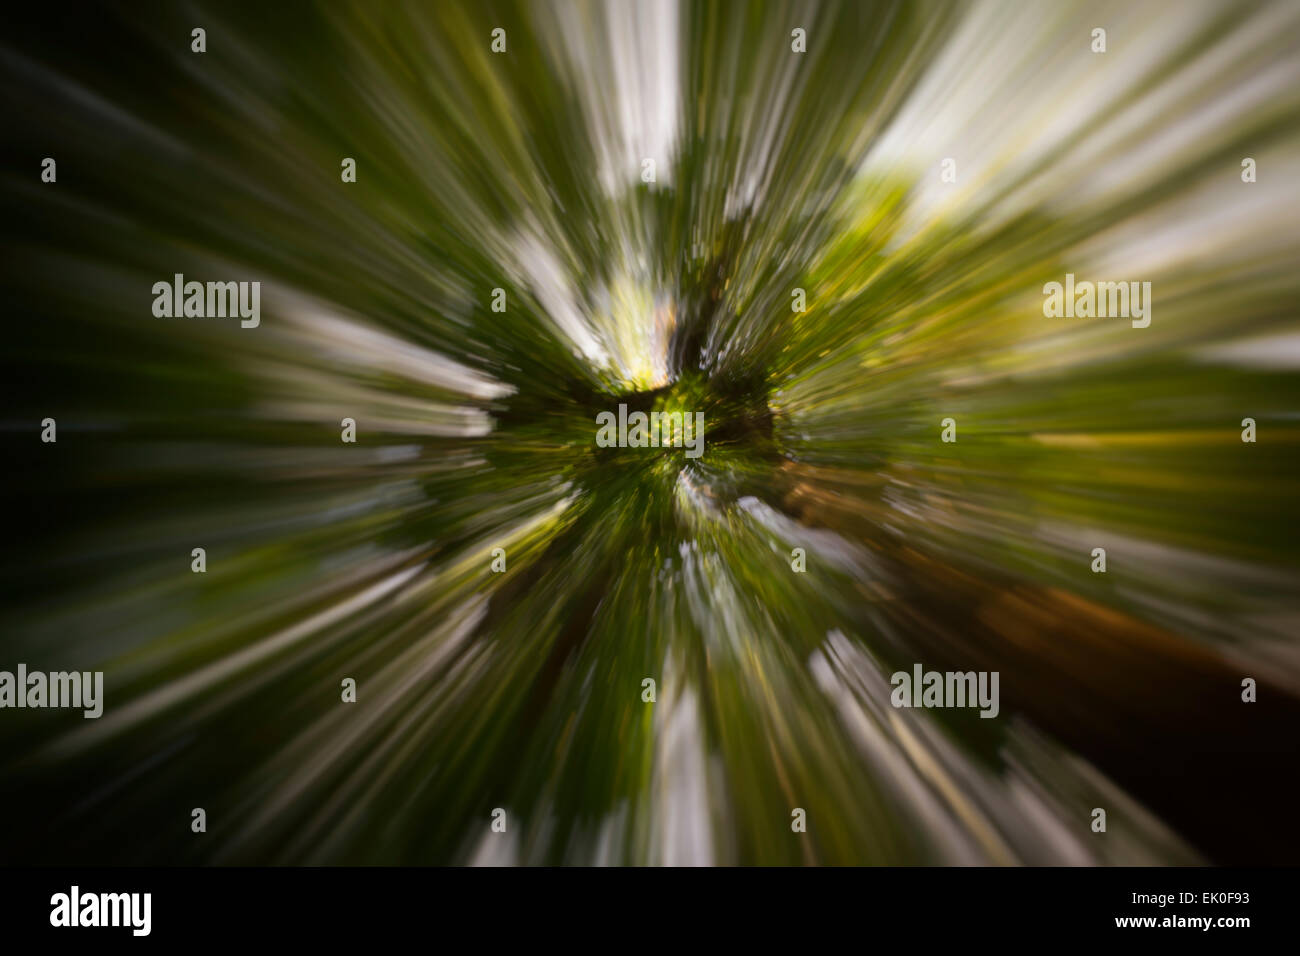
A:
2 0 1299 864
